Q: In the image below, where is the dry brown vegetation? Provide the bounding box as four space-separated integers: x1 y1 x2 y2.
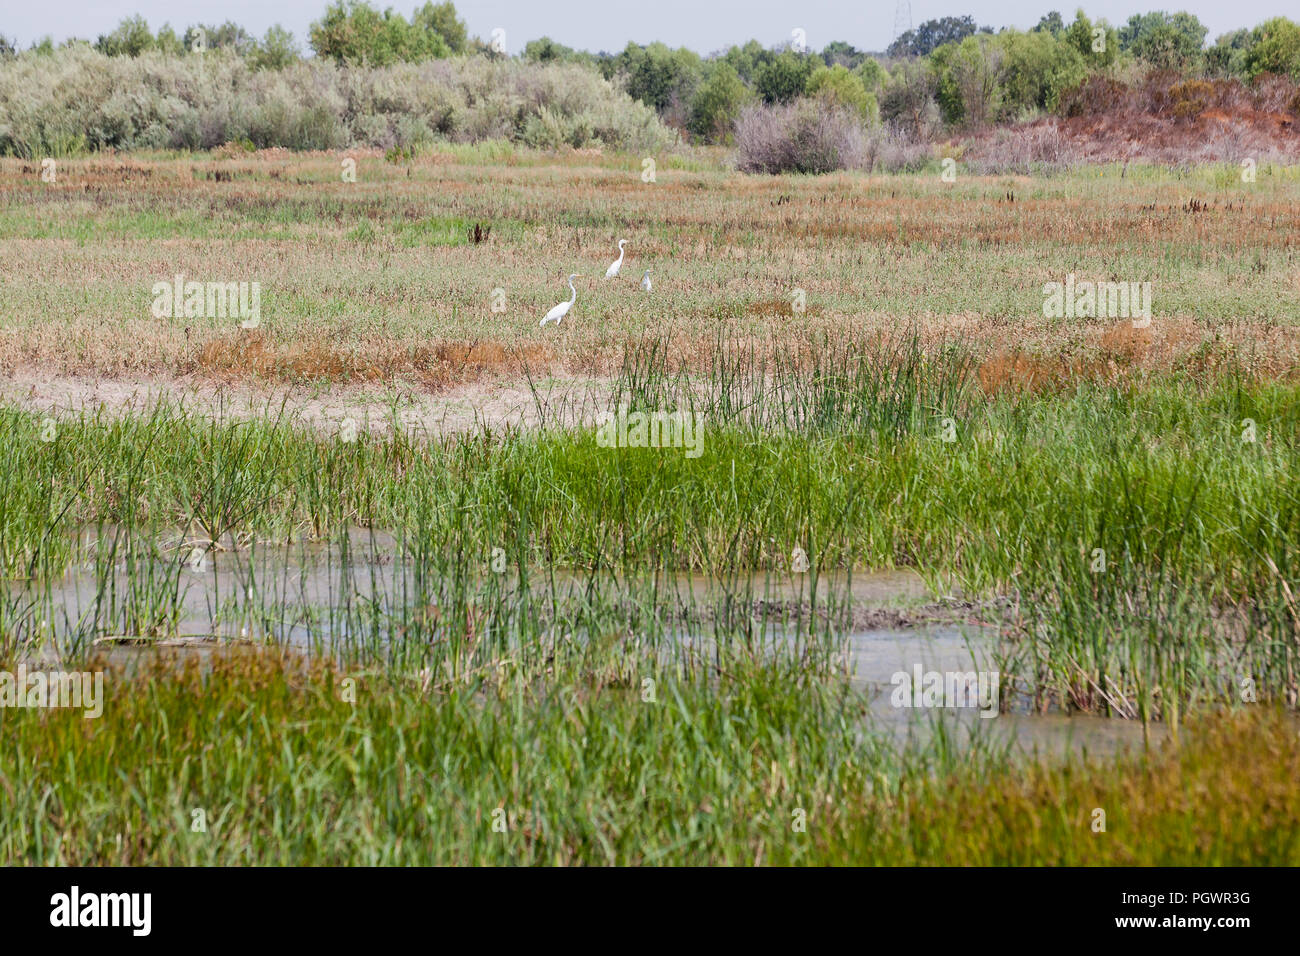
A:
195 330 556 389
2 149 1298 419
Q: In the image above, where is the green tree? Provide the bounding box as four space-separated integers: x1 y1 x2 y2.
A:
1063 10 1116 69
755 50 814 104
523 37 577 62
412 2 466 54
310 1 450 66
821 40 868 70
721 40 773 85
1118 11 1207 70
807 64 877 122
1118 11 1158 50
1205 29 1251 77
932 34 1006 127
154 24 185 56
95 15 155 56
855 57 888 92
999 29 1086 116
1243 17 1300 81
614 42 702 115
250 25 301 70
189 21 257 55
888 16 988 57
688 62 753 142
1033 12 1065 36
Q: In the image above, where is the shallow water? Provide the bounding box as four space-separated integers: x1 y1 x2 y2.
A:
849 625 1164 758
7 535 1162 758
13 536 931 646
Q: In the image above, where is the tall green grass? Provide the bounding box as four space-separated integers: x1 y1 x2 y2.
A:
1 335 1295 714
3 649 1297 865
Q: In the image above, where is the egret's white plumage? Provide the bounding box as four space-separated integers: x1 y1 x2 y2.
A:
640 269 652 291
604 239 628 278
540 274 582 327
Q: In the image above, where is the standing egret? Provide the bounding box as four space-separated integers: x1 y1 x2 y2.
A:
540 274 582 327
604 239 628 278
640 269 652 291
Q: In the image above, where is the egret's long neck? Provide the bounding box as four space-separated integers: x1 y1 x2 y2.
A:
568 279 577 302
616 246 625 265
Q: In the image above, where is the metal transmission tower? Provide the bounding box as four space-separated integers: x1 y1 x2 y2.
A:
892 0 913 46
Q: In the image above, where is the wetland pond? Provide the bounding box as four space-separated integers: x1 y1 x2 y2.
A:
7 530 1163 759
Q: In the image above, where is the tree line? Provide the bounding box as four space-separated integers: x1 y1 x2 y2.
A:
3 3 1299 142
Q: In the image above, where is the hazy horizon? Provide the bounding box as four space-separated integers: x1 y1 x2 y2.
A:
5 1 1298 57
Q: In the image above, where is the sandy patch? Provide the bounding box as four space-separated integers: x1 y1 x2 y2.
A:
0 370 617 437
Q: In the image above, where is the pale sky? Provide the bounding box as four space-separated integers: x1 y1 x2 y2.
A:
4 1 1296 55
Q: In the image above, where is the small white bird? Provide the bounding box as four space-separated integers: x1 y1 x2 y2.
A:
540 273 582 327
604 239 628 278
640 269 652 291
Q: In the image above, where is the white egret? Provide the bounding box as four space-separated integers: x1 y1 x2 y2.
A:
640 269 652 291
604 239 628 278
540 274 582 327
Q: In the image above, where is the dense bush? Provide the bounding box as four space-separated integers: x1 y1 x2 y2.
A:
961 120 1080 173
0 46 676 156
862 123 933 172
1056 73 1129 118
879 58 940 136
734 99 866 174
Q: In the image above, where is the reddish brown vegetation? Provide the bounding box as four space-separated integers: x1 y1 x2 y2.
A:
966 73 1300 168
977 320 1295 395
196 331 556 390
1062 72 1298 122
